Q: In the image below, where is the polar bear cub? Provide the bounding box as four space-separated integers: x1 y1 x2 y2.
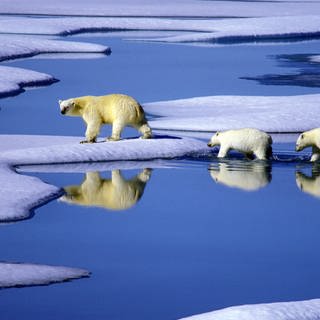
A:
59 94 152 143
296 128 320 162
207 128 273 160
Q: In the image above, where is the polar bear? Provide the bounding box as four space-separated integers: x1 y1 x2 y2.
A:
59 94 152 143
207 128 273 160
209 161 271 191
296 128 320 162
60 169 152 211
296 169 320 198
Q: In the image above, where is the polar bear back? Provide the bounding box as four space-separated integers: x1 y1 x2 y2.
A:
74 94 145 124
220 128 271 151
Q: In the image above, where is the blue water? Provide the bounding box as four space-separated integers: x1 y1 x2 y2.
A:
1 35 320 319
1 38 320 136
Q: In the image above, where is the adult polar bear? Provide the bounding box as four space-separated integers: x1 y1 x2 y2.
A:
59 94 152 143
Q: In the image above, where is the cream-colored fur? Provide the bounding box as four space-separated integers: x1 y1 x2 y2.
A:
60 169 152 211
209 162 271 191
208 128 272 160
296 128 320 162
296 170 320 198
59 94 152 143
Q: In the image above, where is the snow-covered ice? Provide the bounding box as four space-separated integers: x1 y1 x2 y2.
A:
144 94 320 133
0 35 109 97
0 135 208 222
0 0 319 98
1 0 320 18
0 15 319 44
0 35 110 62
180 299 320 320
0 262 89 288
0 65 56 98
0 162 61 222
146 16 320 44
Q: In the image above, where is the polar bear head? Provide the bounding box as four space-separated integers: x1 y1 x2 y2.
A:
207 132 221 147
296 132 309 151
59 98 76 115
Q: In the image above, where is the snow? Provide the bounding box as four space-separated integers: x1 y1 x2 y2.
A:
180 299 320 320
0 262 89 288
0 15 319 44
0 0 320 18
147 16 320 44
0 135 209 165
0 135 208 222
144 94 320 133
0 35 110 62
0 162 61 222
310 55 320 63
0 65 56 98
0 1 318 98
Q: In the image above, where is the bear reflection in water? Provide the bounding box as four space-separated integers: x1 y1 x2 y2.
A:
60 169 152 211
296 165 320 198
209 161 272 191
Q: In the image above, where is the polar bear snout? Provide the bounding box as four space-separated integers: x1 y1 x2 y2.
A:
207 142 213 147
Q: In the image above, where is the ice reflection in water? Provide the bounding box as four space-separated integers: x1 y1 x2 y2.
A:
60 169 152 211
209 160 272 191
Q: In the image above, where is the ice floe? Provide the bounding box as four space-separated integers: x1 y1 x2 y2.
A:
0 162 61 222
149 15 320 44
144 94 320 133
1 0 320 18
0 65 56 98
180 299 320 320
0 35 109 97
0 262 89 288
0 1 319 99
0 35 110 62
0 134 208 222
0 15 319 44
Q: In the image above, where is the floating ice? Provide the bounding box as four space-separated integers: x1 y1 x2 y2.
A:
180 299 320 320
0 15 319 44
148 16 320 44
0 135 208 222
0 162 61 222
144 94 320 133
0 35 110 62
0 262 89 288
1 0 320 18
0 66 56 98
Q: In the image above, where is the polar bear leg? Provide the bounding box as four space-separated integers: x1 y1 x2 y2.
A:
217 146 229 158
311 146 320 162
137 168 152 182
137 122 152 139
107 121 125 141
82 122 101 143
254 148 267 160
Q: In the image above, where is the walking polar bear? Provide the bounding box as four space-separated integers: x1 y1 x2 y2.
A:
296 128 320 162
207 128 273 160
59 94 152 143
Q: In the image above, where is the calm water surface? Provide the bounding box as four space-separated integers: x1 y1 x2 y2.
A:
1 36 320 319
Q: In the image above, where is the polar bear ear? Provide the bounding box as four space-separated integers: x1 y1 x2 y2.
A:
301 133 304 139
215 131 220 136
58 99 62 104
